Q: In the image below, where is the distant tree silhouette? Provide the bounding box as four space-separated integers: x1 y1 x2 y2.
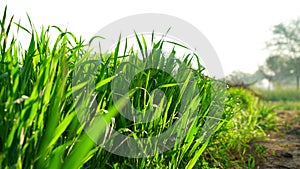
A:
266 18 300 90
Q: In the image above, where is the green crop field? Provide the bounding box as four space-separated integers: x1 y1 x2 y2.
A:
0 7 277 168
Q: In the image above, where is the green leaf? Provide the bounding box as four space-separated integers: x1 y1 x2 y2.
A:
186 139 210 169
48 113 75 148
158 83 178 88
134 31 145 59
95 75 116 89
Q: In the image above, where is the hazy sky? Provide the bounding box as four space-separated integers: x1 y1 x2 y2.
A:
1 0 300 76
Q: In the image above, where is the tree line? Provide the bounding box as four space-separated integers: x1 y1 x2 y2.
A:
227 17 300 91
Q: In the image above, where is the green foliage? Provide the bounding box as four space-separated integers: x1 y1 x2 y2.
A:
266 18 300 90
258 89 300 101
269 101 300 110
202 87 276 168
0 7 275 169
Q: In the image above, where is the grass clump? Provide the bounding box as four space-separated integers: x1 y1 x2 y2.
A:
0 7 276 168
201 87 276 168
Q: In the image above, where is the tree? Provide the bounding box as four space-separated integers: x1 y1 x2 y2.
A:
226 70 263 87
258 65 275 90
267 18 300 90
259 55 290 89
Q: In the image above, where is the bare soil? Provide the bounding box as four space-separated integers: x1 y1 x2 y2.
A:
252 110 300 169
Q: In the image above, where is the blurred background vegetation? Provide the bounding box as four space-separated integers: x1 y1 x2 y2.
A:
226 17 300 103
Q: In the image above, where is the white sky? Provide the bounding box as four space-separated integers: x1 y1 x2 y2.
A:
1 0 300 76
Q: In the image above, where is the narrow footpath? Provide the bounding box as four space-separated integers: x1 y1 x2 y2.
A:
254 110 300 169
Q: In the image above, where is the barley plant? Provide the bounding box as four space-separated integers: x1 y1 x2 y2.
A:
0 7 275 168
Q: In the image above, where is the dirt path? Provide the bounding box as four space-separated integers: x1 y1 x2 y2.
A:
253 110 300 169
